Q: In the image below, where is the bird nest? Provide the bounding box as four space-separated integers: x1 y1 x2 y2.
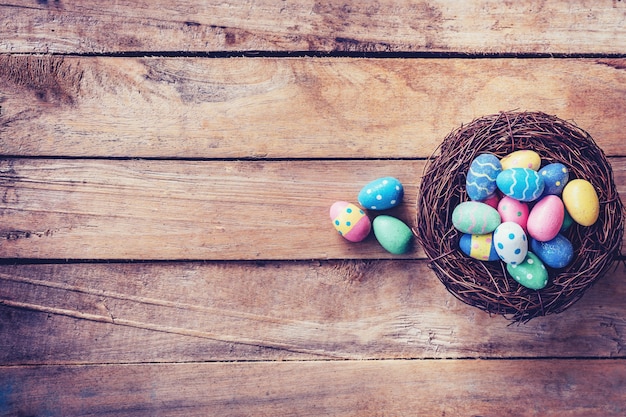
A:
416 111 624 322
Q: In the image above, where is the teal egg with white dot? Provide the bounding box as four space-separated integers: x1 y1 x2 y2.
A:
506 251 549 290
493 221 528 265
539 163 569 196
358 177 404 210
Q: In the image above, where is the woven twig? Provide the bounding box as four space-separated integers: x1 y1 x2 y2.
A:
416 111 624 322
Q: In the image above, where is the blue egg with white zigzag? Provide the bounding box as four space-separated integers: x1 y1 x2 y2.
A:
496 168 545 202
466 153 502 201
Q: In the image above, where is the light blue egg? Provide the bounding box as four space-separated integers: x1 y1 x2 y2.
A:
358 177 404 210
466 153 502 201
530 234 574 269
540 163 569 195
496 168 545 202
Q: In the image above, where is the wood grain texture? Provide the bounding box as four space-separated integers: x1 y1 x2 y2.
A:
1 1 626 54
1 56 626 158
0 158 624 260
1 261 624 363
2 360 625 417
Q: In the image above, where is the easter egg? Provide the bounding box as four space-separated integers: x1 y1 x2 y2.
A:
493 222 528 265
562 179 600 226
452 201 501 234
560 208 574 232
483 193 500 209
329 201 371 242
459 233 500 261
496 168 545 202
531 234 574 269
358 177 404 210
497 196 529 231
527 195 564 242
372 215 413 255
466 153 502 201
506 252 549 290
500 150 541 171
539 163 569 196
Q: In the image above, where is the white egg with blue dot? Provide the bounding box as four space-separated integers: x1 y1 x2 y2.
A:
358 177 404 210
493 221 528 265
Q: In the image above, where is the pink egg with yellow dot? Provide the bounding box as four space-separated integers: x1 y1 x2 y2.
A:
497 196 529 232
329 201 371 242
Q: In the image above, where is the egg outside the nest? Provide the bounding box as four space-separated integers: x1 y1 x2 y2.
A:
329 201 371 242
372 215 413 255
358 177 404 210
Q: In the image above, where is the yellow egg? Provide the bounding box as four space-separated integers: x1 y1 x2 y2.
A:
562 179 599 226
500 150 541 171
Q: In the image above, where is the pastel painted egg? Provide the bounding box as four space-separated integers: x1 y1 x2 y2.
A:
358 177 404 210
506 252 549 290
459 233 500 261
466 153 502 201
452 201 501 234
560 208 574 232
372 215 413 255
500 150 541 171
531 234 574 269
483 193 500 209
527 195 564 242
562 179 600 226
493 222 528 265
329 201 371 242
496 168 545 202
539 163 569 196
497 196 529 231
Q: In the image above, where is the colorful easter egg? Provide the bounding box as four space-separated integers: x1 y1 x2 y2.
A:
372 215 413 254
358 177 404 210
531 234 574 269
496 168 545 202
562 179 600 226
507 252 549 290
500 150 541 171
459 233 500 261
560 208 574 232
497 196 529 231
329 201 371 242
527 195 564 242
452 201 501 234
493 222 528 265
466 153 502 201
483 193 500 209
539 163 569 196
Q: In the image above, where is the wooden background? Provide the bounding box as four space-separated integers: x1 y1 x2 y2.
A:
1 1 625 415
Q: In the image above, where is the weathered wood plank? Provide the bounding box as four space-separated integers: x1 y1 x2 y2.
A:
1 261 624 362
1 158 624 260
1 56 626 158
1 1 626 54
2 359 625 416
0 159 421 260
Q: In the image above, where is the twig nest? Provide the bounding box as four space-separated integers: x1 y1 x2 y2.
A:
416 111 624 322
